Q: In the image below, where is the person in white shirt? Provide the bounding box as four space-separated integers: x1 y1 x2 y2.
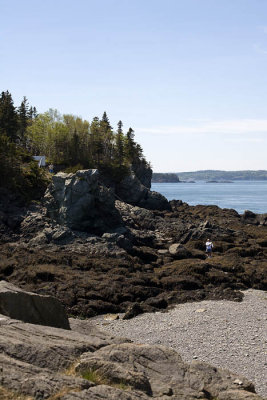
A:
205 239 213 257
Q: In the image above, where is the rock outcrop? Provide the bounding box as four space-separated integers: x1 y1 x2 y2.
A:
44 169 122 233
116 171 170 210
0 299 263 400
43 168 170 233
0 280 70 329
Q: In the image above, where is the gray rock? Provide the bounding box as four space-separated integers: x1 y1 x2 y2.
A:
0 280 70 329
0 310 263 400
116 172 149 205
169 243 192 259
0 312 129 399
116 172 170 211
139 190 171 211
0 352 92 399
75 343 262 400
44 169 121 233
61 385 150 399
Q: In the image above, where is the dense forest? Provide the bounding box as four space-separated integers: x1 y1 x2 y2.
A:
0 90 148 200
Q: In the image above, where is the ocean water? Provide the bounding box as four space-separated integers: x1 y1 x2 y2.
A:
151 181 267 214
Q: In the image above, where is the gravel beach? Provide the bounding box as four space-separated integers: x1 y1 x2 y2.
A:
90 289 267 399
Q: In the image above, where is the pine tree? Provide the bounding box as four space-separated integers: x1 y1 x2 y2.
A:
0 91 18 141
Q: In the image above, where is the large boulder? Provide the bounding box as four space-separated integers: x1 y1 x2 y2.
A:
169 243 192 259
116 172 170 211
44 169 122 233
0 280 70 329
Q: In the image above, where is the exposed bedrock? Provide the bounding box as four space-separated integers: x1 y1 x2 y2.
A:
43 168 170 234
0 282 264 400
44 169 122 233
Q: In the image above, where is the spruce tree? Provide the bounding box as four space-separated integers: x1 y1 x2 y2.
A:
0 91 18 141
115 120 124 166
18 96 30 144
100 112 113 164
125 127 136 163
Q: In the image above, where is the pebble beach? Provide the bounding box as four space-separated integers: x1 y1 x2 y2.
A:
91 289 267 398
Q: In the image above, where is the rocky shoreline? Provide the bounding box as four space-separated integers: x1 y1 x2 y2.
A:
0 169 266 320
0 281 265 400
0 168 266 398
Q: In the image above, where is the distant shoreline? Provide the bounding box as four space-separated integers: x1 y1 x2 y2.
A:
152 170 267 182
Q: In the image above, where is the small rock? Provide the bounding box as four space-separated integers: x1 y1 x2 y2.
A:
103 314 119 321
234 379 243 385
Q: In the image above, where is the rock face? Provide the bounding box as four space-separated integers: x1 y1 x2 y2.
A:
116 171 170 210
0 309 263 400
0 280 70 329
44 169 170 233
44 169 122 233
132 161 152 189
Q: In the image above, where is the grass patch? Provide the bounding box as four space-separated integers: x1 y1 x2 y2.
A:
80 368 131 391
81 369 107 385
0 386 33 400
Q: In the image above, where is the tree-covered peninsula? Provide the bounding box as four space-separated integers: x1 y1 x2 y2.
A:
0 90 149 200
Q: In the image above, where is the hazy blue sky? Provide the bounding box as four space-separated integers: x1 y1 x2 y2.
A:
1 0 267 172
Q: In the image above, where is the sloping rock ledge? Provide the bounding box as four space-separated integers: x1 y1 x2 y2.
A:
0 282 264 400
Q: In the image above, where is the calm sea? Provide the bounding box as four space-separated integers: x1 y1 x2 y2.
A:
151 181 267 214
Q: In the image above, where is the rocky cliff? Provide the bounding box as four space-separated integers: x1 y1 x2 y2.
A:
43 168 170 234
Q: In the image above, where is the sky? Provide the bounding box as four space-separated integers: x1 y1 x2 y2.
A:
1 0 267 172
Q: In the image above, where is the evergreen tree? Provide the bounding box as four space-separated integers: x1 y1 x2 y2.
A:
90 116 103 165
100 112 113 164
115 120 124 166
18 96 30 144
0 91 18 141
125 127 136 163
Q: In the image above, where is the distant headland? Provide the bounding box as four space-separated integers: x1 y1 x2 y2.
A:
152 170 267 182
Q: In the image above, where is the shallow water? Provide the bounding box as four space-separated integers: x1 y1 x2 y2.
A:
151 181 267 214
